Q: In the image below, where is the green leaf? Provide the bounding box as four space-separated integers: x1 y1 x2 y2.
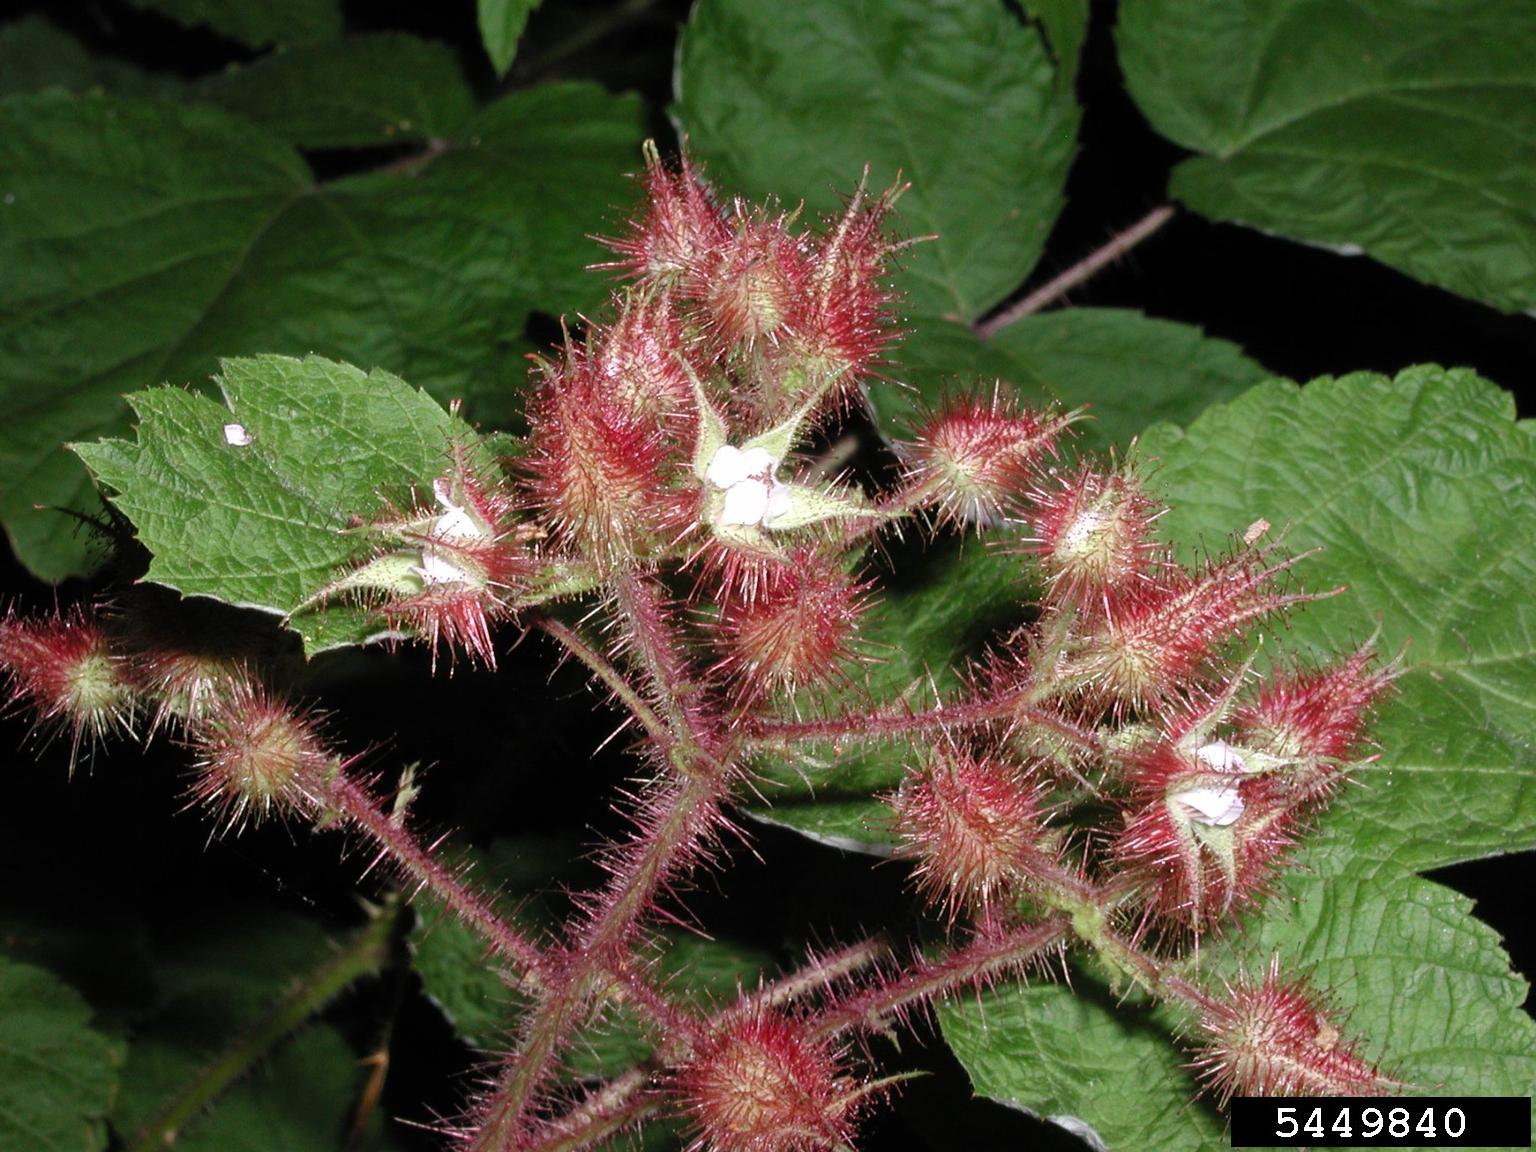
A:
111 905 335 1137
195 33 475 149
881 309 1271 451
942 865 1536 1151
0 953 123 1152
410 835 591 1048
1117 0 1536 314
478 0 543 76
0 86 643 580
943 366 1536 1148
128 1025 394 1152
122 0 341 48
675 0 1081 321
1140 366 1536 872
1023 0 1089 91
0 15 179 99
74 354 482 655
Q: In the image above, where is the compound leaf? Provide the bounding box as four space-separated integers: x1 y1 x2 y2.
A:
478 0 543 75
0 86 642 580
881 309 1270 451
121 0 341 48
1140 366 1536 873
195 32 475 149
942 864 1536 1151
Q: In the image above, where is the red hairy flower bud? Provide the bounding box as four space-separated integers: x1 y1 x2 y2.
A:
712 550 870 706
902 389 1074 529
691 212 810 356
771 179 904 412
1071 546 1321 715
1235 644 1395 804
1026 462 1164 610
1190 957 1394 1103
891 745 1054 925
525 349 692 570
676 1008 866 1152
602 143 731 282
185 679 331 834
589 296 701 434
1112 739 1300 931
0 605 136 767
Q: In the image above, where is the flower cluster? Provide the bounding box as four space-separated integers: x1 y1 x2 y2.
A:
0 147 1404 1152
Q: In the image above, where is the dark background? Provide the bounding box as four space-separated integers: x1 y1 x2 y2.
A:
3 1 1533 1149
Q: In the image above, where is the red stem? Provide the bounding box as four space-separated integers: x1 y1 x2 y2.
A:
471 573 736 1151
748 686 1101 753
975 205 1176 338
323 770 547 981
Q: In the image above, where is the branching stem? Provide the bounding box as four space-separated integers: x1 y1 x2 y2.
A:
472 572 736 1150
323 770 548 982
747 685 1101 754
975 205 1176 338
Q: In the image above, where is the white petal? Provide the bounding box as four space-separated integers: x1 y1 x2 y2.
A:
1195 739 1247 774
720 478 772 526
223 423 252 446
737 446 778 477
706 444 750 488
763 479 793 524
1175 784 1245 826
432 504 480 544
418 549 473 586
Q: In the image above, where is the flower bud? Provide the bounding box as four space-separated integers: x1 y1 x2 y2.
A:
902 390 1073 529
0 605 136 767
768 180 903 414
185 680 330 834
1070 546 1318 716
525 349 691 570
1026 463 1163 610
891 746 1052 925
676 1009 864 1152
1235 645 1395 805
691 213 810 355
602 142 730 282
1191 958 1393 1103
589 296 700 435
712 549 870 705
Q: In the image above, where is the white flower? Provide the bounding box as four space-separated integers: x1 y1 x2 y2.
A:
417 478 485 586
706 444 791 528
1175 740 1251 827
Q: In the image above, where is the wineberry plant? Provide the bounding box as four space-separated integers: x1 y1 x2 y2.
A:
1 2 1534 1151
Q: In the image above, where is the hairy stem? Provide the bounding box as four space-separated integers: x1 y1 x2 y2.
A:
524 1066 658 1152
747 686 1102 754
808 918 1070 1042
975 205 1176 338
539 614 670 749
123 904 396 1152
324 770 547 982
472 573 734 1150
